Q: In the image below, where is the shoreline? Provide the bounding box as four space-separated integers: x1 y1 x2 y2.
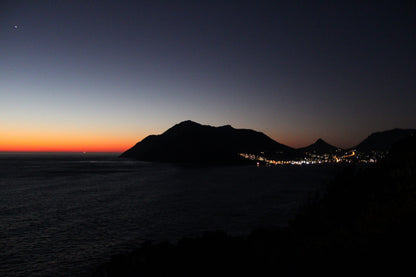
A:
91 137 416 276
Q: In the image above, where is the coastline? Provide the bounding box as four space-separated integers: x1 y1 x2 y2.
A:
91 137 416 276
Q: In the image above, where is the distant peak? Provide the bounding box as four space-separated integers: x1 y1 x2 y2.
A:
297 138 339 153
178 120 200 125
162 120 203 135
175 121 235 129
220 124 233 129
171 120 204 129
314 138 329 145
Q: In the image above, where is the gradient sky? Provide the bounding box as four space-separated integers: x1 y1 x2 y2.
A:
1 0 415 152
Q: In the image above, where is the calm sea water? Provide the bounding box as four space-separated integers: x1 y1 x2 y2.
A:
0 153 339 276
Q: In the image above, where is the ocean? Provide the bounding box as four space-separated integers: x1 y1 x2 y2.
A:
0 153 339 276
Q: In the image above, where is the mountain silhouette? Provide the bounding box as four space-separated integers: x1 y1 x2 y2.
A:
297 138 340 154
354 128 416 153
120 120 293 164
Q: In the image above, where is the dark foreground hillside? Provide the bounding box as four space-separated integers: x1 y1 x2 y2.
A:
93 135 416 277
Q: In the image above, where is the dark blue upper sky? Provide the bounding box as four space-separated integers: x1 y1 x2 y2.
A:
1 0 415 150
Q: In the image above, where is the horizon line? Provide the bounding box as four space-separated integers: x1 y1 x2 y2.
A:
0 151 122 154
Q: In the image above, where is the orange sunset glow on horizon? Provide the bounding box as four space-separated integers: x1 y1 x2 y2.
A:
0 131 145 153
0 140 134 153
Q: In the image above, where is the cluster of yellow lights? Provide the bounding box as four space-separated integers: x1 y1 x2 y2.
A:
239 150 376 166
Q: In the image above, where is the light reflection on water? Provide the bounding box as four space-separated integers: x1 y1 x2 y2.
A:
0 154 339 276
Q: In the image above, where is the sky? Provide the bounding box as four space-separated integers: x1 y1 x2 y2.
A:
1 0 415 152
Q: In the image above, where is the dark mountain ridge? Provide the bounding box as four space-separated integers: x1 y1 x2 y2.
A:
121 122 415 163
120 120 293 163
354 128 416 153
